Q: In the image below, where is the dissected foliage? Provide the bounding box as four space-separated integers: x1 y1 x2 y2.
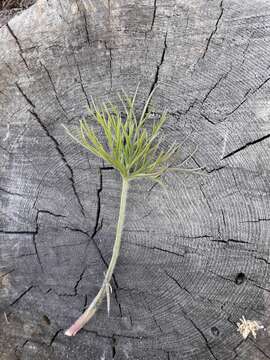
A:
63 87 181 182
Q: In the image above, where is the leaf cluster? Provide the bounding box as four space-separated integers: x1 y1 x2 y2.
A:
63 86 186 182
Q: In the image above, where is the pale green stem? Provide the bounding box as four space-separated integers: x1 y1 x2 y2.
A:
65 177 129 336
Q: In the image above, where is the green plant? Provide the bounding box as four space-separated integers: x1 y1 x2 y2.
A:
62 86 202 336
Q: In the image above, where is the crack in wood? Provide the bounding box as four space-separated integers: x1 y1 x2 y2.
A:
75 61 91 108
222 132 270 160
112 334 116 358
0 186 24 198
221 75 270 123
105 41 113 91
148 31 168 96
185 315 219 360
74 266 87 296
6 23 30 70
29 110 86 218
150 0 157 32
40 62 69 120
201 0 224 61
141 293 163 334
49 329 63 346
126 240 185 257
33 211 44 271
15 82 35 108
240 32 254 67
164 270 219 360
249 338 270 359
0 230 35 235
201 65 232 106
10 285 34 307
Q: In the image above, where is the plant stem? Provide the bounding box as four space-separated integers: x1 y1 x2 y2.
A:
65 177 129 336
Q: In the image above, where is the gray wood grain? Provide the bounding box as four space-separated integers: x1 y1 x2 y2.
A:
1 0 270 359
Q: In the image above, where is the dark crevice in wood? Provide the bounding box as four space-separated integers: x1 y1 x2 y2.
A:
206 166 226 174
226 238 249 244
241 218 270 223
249 339 270 359
126 241 185 257
201 113 215 125
75 61 91 108
208 270 234 283
0 186 24 197
40 62 69 119
49 329 63 346
6 23 30 70
15 82 35 108
68 166 123 317
252 75 270 94
176 98 198 118
164 270 198 302
33 211 44 271
81 328 113 339
199 184 213 215
64 225 88 235
126 228 212 240
255 257 270 265
0 269 15 278
222 132 270 160
222 88 251 120
148 31 167 96
15 339 30 359
82 328 146 341
16 252 36 258
147 182 158 199
154 286 220 360
141 294 163 333
29 110 86 218
231 339 244 359
10 285 34 306
82 294 88 311
199 65 233 123
150 0 157 32
112 335 116 358
0 230 35 234
92 167 103 240
36 209 66 218
248 278 270 293
83 12 91 48
240 32 254 67
210 237 249 245
73 266 87 296
181 310 219 360
105 41 113 91
201 0 224 60
201 66 231 106
222 75 270 122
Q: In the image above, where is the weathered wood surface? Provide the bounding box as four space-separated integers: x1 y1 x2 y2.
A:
1 0 270 359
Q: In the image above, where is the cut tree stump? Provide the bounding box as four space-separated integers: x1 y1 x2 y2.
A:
1 0 270 359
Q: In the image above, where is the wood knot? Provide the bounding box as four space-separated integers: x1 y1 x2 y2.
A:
211 326 219 336
235 272 246 285
42 315 51 326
